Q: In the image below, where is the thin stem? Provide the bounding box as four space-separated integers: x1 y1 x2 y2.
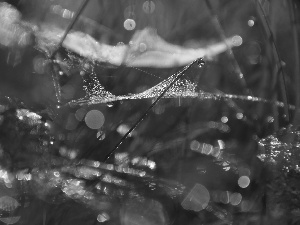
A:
50 0 90 59
204 0 251 96
103 58 204 162
287 0 300 125
49 63 62 104
49 0 90 103
253 0 291 123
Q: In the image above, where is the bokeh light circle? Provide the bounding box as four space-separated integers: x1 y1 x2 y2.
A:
97 212 110 223
75 107 87 121
238 176 250 188
229 192 242 206
85 110 105 130
190 140 200 151
248 19 255 27
124 19 136 31
231 35 243 46
181 183 210 212
142 1 155 14
121 199 169 225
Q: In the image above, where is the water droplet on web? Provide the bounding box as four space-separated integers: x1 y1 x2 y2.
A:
124 19 136 31
85 110 105 130
196 58 205 68
130 72 198 100
61 8 74 19
266 116 274 123
106 102 114 108
117 124 133 136
74 72 118 105
196 166 207 174
68 62 293 113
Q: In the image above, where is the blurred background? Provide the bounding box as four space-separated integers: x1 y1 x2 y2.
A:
0 0 299 225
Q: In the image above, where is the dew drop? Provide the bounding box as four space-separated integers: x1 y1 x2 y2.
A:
196 58 205 68
196 166 207 174
117 124 131 136
62 9 73 19
266 116 274 123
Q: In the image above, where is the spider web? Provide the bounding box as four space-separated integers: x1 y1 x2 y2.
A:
68 69 293 110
